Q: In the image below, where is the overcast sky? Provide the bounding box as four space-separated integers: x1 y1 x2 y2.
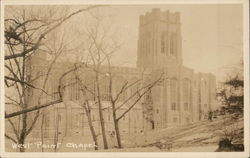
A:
5 4 244 82
68 4 243 82
102 4 243 83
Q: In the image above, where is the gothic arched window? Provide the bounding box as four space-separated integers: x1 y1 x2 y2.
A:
85 74 96 101
182 78 190 111
170 33 177 56
146 32 151 55
161 33 165 54
161 31 168 54
170 79 178 110
101 77 110 101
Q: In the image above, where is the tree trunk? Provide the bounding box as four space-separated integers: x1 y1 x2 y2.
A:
111 100 122 148
18 129 26 152
95 73 108 149
84 101 98 150
41 112 45 152
19 140 25 152
113 118 122 148
53 109 60 152
19 13 27 153
18 109 28 152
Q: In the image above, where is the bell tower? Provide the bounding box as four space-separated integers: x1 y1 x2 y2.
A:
136 8 183 69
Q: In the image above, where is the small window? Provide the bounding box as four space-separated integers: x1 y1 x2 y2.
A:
171 103 177 111
161 32 166 54
161 40 165 53
156 109 159 114
204 104 207 108
186 117 190 123
173 117 178 123
184 102 188 111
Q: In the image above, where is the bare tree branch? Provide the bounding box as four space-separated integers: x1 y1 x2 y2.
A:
5 134 17 144
5 100 62 119
5 5 102 60
116 75 163 121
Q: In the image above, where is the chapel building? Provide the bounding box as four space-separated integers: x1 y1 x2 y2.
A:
7 8 217 139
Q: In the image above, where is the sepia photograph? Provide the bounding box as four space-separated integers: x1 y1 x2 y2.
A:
0 0 249 157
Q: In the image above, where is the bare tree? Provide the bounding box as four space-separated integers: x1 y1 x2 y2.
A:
71 12 117 149
52 104 66 152
107 66 164 148
39 29 72 152
72 12 165 149
4 6 101 152
82 100 99 150
4 5 102 119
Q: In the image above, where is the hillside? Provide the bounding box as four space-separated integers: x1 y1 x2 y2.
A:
5 116 243 152
121 116 244 152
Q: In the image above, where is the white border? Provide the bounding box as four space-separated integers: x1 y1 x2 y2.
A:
0 0 248 5
0 0 249 158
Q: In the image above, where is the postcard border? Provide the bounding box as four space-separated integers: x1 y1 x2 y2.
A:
0 0 249 158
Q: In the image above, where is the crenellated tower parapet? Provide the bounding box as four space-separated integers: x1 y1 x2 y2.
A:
137 8 183 69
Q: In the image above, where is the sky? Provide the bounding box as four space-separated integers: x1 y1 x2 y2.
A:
67 4 243 82
85 4 243 83
5 4 244 82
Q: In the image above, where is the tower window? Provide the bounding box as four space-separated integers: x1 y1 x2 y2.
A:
161 31 167 54
171 103 177 111
161 34 165 54
170 33 176 55
161 41 165 53
184 102 189 111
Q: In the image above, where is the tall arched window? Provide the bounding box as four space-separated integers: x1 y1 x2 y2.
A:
141 34 144 54
161 33 165 54
161 31 168 54
170 79 178 111
146 32 151 55
182 78 190 111
170 33 177 55
203 80 209 107
85 74 95 100
101 77 110 101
